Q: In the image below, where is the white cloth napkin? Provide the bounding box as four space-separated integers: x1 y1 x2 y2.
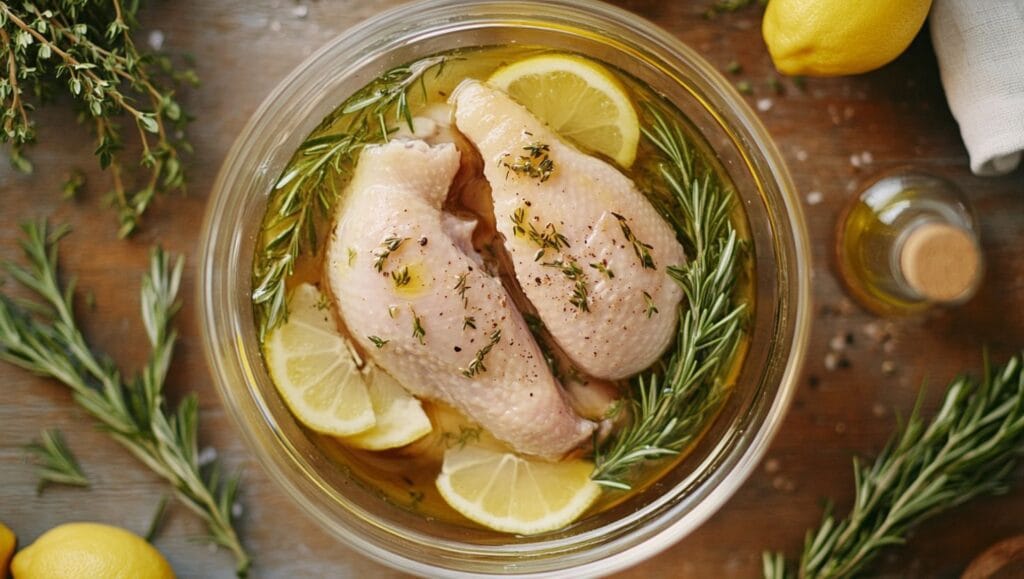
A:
930 0 1024 176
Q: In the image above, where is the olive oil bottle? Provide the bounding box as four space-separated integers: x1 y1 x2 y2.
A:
836 171 983 316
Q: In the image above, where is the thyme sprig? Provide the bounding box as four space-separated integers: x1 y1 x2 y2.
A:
454 270 471 307
763 353 1024 579
512 207 571 261
411 310 426 345
462 329 501 378
542 258 590 313
373 236 408 273
252 55 447 341
0 221 250 575
589 260 614 279
26 428 89 493
591 106 745 488
1 1 196 237
612 212 656 270
502 141 555 182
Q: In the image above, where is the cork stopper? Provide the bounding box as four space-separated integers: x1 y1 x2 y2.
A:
899 222 980 302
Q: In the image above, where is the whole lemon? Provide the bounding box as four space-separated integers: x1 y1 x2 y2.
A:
11 522 174 579
763 0 933 76
1 522 16 576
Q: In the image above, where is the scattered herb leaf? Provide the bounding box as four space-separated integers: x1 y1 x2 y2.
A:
26 428 89 493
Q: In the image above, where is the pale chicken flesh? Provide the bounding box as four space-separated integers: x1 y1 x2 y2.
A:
451 80 687 380
326 139 595 459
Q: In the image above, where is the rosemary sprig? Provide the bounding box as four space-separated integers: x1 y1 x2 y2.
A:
26 428 89 493
763 353 1024 579
367 335 388 349
1 2 195 237
590 106 745 488
462 329 502 378
0 221 250 575
252 55 447 341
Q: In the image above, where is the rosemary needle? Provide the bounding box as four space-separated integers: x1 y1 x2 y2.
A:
0 221 250 576
26 428 89 494
763 353 1024 579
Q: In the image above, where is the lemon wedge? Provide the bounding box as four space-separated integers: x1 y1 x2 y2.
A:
340 367 432 450
264 283 375 436
436 444 601 535
487 54 640 168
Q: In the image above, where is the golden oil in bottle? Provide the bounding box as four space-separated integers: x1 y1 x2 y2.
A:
836 171 983 316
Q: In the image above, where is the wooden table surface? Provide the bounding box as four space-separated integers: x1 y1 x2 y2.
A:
2 1 1023 577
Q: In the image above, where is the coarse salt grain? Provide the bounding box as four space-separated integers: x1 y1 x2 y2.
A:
757 98 774 112
148 30 165 51
825 352 839 371
806 191 823 205
197 446 218 467
795 149 809 162
829 334 846 351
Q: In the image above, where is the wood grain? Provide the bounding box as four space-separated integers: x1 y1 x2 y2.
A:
2 1 1023 578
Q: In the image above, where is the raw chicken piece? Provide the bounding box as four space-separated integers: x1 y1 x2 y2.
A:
451 80 687 380
326 139 595 459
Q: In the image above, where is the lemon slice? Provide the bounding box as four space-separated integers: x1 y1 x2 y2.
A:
487 54 640 168
340 367 432 450
264 283 375 436
436 444 601 535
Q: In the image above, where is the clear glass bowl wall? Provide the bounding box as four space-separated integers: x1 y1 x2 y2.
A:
199 0 811 576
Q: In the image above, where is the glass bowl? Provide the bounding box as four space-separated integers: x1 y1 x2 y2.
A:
199 0 811 576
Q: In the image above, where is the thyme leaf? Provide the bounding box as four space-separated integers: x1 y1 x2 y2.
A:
391 266 411 287
367 335 389 349
589 260 615 279
642 290 659 318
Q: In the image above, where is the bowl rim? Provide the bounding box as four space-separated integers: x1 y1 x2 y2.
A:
199 0 812 576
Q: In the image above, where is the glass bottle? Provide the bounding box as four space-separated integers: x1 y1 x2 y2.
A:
835 171 983 316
